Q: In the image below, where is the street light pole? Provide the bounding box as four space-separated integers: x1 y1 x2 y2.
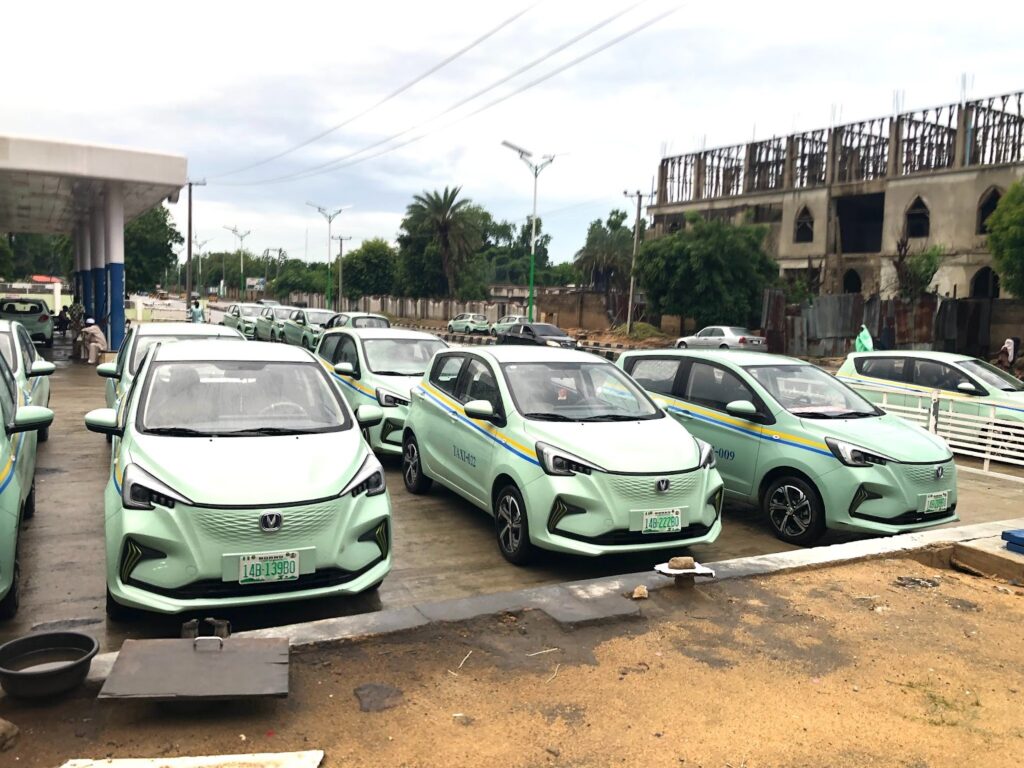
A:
186 179 206 300
502 140 554 322
223 225 251 299
193 235 211 299
332 235 352 311
623 190 644 336
307 202 350 309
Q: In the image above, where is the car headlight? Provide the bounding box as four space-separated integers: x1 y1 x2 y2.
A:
376 387 410 408
122 463 192 510
825 437 893 467
696 438 716 469
535 441 605 476
545 339 561 347
340 455 387 497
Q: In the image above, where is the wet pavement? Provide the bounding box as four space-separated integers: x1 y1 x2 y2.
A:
4 338 1022 652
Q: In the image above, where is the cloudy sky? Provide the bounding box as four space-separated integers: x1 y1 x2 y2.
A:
4 0 1022 265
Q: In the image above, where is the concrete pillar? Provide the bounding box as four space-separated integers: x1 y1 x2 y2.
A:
90 206 106 331
104 183 126 349
887 118 903 178
81 221 93 319
72 227 81 302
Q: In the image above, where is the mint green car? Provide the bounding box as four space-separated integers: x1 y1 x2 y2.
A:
0 298 54 348
222 303 263 339
618 350 958 544
0 320 55 443
402 346 724 563
98 322 244 410
85 340 391 618
281 308 337 350
0 351 55 619
836 351 1024 423
447 313 489 334
490 315 528 337
255 305 297 342
315 328 447 455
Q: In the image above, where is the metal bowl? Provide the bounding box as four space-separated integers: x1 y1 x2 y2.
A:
0 631 99 699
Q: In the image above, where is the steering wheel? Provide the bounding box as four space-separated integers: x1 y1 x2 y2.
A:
258 401 307 417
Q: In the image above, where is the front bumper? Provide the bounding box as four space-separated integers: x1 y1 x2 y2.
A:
820 457 959 534
105 486 392 614
522 466 724 556
240 324 257 339
367 405 408 456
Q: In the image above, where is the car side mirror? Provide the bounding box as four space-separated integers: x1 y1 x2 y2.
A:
464 399 496 421
9 405 54 435
96 362 119 380
29 360 56 378
725 399 759 419
84 407 121 437
335 362 356 377
356 404 383 429
956 381 982 396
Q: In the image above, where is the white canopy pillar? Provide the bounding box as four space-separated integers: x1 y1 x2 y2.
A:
90 206 105 326
104 182 126 348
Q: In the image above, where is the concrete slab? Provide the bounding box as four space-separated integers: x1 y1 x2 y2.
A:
952 536 1024 583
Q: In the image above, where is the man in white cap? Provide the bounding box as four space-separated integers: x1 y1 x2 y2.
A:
78 318 107 365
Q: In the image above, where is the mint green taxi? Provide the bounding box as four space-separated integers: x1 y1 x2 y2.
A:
222 303 263 338
84 340 390 618
0 320 55 443
402 346 724 563
281 308 337 349
489 315 528 336
315 327 447 455
0 351 54 619
255 305 297 342
447 313 489 334
618 350 958 545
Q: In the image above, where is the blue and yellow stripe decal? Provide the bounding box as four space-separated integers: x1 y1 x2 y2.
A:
112 454 124 495
658 394 835 459
417 382 541 467
0 451 15 495
838 372 1024 415
318 358 377 401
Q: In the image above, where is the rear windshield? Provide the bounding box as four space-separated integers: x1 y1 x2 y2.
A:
239 306 259 317
274 307 292 319
0 300 46 315
352 316 390 328
531 324 565 335
728 327 751 336
131 334 236 374
306 310 336 326
471 314 486 321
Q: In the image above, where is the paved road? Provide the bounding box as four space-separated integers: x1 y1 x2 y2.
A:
5 338 1022 652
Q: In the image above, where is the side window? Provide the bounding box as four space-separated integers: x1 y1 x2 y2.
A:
17 328 35 367
317 335 340 363
913 360 966 392
430 355 466 396
456 358 502 410
336 336 359 367
628 358 682 397
116 329 136 376
684 362 755 411
290 310 301 321
0 358 15 429
855 356 904 381
709 328 724 337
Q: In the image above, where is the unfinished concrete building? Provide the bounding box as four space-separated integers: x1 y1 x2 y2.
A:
649 91 1024 299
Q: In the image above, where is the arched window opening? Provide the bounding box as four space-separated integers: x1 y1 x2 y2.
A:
843 269 862 294
977 188 1002 234
970 267 1000 299
794 206 814 243
905 197 930 238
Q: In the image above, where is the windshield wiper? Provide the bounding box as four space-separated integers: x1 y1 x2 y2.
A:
374 370 421 376
146 427 212 437
522 412 574 421
793 410 874 419
578 414 645 422
217 427 322 436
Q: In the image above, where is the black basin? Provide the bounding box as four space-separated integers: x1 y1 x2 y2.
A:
0 631 99 699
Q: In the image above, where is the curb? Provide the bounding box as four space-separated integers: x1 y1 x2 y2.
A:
66 516 1023 690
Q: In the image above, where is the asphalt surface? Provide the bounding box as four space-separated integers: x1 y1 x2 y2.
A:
4 335 1022 653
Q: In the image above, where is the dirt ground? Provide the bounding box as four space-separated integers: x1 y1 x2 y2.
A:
4 556 1023 768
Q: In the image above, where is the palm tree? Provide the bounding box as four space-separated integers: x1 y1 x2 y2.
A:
403 186 479 298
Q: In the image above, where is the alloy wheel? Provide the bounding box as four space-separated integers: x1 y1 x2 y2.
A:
403 442 419 486
496 493 523 554
768 484 812 537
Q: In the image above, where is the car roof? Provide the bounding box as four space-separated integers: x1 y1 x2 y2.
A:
622 349 803 367
474 346 603 364
845 350 974 364
136 322 243 337
233 302 264 308
0 320 16 332
340 311 385 318
323 327 442 341
152 339 313 363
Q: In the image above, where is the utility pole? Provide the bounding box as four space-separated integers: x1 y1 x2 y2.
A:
623 190 644 336
223 225 251 299
332 235 352 311
307 202 350 308
502 141 554 322
193 235 211 299
186 179 206 300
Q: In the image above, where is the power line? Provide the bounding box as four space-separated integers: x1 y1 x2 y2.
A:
206 3 541 180
221 1 655 187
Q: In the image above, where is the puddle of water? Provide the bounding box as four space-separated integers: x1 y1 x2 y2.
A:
3 647 83 673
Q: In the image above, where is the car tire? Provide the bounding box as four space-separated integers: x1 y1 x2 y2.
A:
39 425 49 443
490 328 496 336
0 553 20 620
676 341 688 349
402 434 433 494
762 475 826 546
44 336 53 349
106 433 112 444
494 483 534 565
105 588 136 621
22 484 35 520
719 344 729 349
447 325 454 334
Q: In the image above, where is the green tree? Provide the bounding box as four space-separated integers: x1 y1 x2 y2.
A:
0 237 16 279
401 187 480 297
123 206 183 292
636 214 776 327
341 238 397 299
987 181 1024 298
573 210 639 293
7 233 68 279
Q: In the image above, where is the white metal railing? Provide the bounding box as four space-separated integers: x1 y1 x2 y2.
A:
859 384 1024 471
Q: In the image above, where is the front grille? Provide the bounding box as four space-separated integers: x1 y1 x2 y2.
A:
557 521 713 546
607 473 699 506
850 504 957 526
190 502 338 548
897 460 954 492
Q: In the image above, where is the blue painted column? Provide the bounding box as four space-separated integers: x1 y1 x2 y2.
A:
91 207 106 331
104 183 126 349
81 221 93 319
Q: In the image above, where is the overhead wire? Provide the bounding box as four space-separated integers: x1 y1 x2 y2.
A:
219 1 658 186
206 2 541 180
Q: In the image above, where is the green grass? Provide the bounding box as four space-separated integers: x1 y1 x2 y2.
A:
613 322 666 341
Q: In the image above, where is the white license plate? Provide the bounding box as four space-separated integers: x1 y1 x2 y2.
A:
923 491 949 513
641 508 683 534
238 551 300 584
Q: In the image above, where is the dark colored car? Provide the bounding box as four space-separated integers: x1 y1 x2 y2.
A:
497 323 577 348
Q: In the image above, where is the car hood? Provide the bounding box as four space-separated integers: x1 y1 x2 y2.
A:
128 430 367 506
797 412 951 462
522 416 700 473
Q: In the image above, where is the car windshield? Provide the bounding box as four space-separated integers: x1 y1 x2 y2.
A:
352 316 390 328
0 332 15 372
131 334 235 375
239 306 259 317
502 361 661 421
273 307 292 319
747 364 878 418
531 324 565 336
0 300 45 316
306 310 336 326
959 359 1024 392
140 360 349 436
363 338 446 375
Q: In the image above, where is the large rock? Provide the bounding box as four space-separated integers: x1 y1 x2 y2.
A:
0 718 19 751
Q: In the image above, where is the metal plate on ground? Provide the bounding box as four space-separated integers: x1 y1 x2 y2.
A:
98 637 289 701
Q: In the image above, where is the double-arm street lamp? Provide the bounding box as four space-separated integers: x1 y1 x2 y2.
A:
306 202 351 309
502 140 554 322
223 225 251 298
